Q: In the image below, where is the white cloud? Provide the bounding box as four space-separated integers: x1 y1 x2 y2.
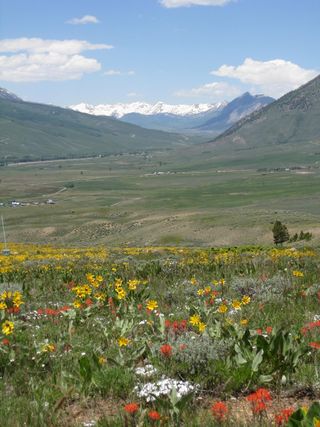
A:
174 81 242 100
211 58 318 97
160 0 234 8
0 37 113 82
104 69 135 76
66 15 99 25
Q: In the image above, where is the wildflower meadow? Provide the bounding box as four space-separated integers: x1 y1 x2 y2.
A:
0 244 319 426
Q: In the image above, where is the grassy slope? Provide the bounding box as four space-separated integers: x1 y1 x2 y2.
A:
0 99 190 162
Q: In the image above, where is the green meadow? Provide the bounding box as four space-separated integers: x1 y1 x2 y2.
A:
0 150 319 247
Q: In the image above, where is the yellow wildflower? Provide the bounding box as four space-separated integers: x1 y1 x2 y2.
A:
128 279 139 291
115 278 123 287
41 343 55 353
98 356 107 365
242 295 251 305
73 299 82 309
0 302 7 310
232 300 242 310
197 289 205 296
293 270 304 277
116 287 126 300
118 337 130 347
190 277 197 285
218 304 228 314
94 292 106 301
240 319 248 326
219 279 225 286
146 300 158 311
2 320 14 335
198 322 206 333
189 314 201 326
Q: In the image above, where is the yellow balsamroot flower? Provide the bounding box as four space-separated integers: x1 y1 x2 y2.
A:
189 314 201 326
41 343 55 353
94 292 106 302
73 299 82 309
116 287 126 300
197 289 205 296
118 337 130 347
242 295 251 305
128 279 139 291
292 270 304 277
2 320 14 335
198 322 206 333
218 304 228 314
98 356 107 365
13 291 24 308
190 277 197 285
146 300 158 311
240 319 248 326
0 302 7 310
232 300 242 310
219 279 225 286
86 273 95 283
115 278 123 287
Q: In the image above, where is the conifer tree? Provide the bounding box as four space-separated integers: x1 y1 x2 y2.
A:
272 220 289 245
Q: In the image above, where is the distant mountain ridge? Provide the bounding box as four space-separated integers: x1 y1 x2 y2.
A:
69 94 274 135
197 92 274 132
69 101 226 118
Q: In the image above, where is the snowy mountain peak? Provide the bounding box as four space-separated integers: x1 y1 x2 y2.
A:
0 87 22 101
69 101 226 118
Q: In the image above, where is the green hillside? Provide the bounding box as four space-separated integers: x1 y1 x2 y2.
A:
213 74 320 148
0 97 190 163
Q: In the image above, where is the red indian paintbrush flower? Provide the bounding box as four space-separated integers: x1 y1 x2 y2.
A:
160 343 172 357
309 341 320 349
148 410 161 421
124 402 139 415
211 401 228 421
275 407 295 426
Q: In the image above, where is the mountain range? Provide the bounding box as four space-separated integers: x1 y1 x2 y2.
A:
70 94 274 135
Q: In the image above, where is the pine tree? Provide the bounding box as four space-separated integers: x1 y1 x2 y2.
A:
272 221 290 245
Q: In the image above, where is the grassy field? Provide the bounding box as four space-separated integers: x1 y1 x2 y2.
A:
0 151 320 247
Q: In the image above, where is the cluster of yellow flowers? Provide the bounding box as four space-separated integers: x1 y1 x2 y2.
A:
217 295 251 314
189 314 206 333
72 273 107 308
0 290 24 310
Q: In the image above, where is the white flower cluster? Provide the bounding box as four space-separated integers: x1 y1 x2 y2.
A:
135 364 157 378
134 375 198 402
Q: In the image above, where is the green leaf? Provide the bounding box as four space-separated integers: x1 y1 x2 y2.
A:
252 349 264 372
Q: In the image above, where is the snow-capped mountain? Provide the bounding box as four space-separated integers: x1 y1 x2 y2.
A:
0 87 22 102
69 101 226 119
69 94 274 134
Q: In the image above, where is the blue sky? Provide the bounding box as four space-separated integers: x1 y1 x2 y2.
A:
0 0 319 106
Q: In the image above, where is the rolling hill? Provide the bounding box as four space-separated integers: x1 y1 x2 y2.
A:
0 92 191 163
